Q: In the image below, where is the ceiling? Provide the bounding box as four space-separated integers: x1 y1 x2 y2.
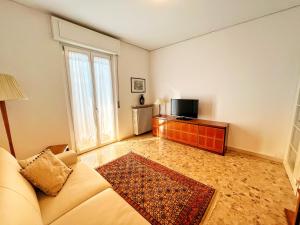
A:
12 0 300 50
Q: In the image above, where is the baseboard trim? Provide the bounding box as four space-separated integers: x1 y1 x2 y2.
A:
228 146 283 163
118 134 135 141
118 135 283 163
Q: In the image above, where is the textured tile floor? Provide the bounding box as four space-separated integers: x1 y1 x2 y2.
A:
80 133 296 225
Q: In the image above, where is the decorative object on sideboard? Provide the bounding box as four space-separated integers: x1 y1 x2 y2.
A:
162 98 169 114
154 98 169 116
131 77 146 93
139 94 145 105
154 98 162 116
0 74 27 157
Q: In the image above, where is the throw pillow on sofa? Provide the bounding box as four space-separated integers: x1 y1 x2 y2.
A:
20 149 72 196
18 153 41 168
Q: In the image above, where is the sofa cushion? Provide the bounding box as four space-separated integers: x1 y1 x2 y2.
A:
56 150 78 166
18 153 40 168
20 150 73 196
50 188 150 225
0 147 20 169
19 150 78 168
38 162 111 225
0 147 43 225
0 188 43 225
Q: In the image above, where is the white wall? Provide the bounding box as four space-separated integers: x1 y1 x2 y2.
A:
2 0 299 160
150 7 300 159
118 42 150 139
0 0 150 158
0 0 70 159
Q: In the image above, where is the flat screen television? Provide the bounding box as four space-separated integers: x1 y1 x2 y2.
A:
171 99 199 119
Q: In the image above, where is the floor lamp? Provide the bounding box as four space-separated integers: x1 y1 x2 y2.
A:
0 74 26 157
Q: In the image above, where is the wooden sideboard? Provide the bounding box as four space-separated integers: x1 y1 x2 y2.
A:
152 115 229 155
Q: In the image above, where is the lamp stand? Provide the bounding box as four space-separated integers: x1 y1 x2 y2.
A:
158 104 161 116
0 101 16 157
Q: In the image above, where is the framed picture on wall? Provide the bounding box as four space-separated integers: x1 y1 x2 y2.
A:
131 77 146 93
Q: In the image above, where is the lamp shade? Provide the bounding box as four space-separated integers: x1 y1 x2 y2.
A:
154 98 162 105
0 74 27 101
155 98 169 105
161 98 169 104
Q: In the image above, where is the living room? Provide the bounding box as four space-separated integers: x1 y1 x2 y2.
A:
1 0 300 225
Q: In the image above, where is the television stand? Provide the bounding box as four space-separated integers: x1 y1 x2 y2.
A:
176 116 193 121
152 115 229 155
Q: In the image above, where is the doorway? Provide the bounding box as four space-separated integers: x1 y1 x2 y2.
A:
64 46 117 153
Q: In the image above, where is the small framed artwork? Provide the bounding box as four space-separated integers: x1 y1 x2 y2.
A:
131 77 146 93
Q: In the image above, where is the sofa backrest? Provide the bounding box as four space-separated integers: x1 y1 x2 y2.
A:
0 147 43 225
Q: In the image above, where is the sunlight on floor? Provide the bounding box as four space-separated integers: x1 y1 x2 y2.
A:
80 133 296 225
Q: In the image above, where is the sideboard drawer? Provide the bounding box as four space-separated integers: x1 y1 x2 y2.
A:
152 127 158 136
215 128 225 139
152 117 166 127
152 116 228 155
152 118 167 137
188 124 198 134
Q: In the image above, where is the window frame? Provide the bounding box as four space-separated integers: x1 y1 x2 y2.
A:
63 45 119 154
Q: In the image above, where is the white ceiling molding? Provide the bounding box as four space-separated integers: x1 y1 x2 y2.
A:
13 0 300 50
51 16 121 55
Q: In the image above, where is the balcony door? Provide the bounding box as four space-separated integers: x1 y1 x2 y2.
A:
284 87 300 193
64 46 117 153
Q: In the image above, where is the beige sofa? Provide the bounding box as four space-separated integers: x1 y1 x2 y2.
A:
0 147 150 225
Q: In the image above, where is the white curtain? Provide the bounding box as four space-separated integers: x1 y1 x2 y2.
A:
66 49 117 152
93 56 116 143
68 52 97 151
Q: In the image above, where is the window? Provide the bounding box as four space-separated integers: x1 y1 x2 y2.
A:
65 47 117 152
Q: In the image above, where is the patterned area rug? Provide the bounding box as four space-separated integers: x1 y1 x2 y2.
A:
97 152 215 225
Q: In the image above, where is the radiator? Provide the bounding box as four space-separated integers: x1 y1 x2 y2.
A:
132 105 153 135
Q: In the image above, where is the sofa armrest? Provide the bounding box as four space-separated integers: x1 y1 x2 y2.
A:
56 150 78 166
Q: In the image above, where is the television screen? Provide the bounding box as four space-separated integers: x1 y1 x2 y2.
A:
171 99 199 118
